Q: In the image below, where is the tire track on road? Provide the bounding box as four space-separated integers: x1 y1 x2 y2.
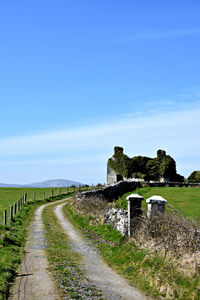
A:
55 202 151 300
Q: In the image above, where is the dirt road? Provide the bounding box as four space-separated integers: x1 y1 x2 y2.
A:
8 199 67 300
9 198 150 300
55 202 150 300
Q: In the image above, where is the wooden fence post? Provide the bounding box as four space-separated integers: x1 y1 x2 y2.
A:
24 193 27 203
18 199 20 211
4 209 7 225
34 193 36 201
14 202 17 215
10 205 14 220
20 197 23 207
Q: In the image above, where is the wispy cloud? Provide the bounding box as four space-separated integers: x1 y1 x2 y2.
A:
0 103 199 183
113 28 200 43
0 105 199 156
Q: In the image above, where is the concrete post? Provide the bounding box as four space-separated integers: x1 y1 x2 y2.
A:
126 193 144 236
146 195 168 218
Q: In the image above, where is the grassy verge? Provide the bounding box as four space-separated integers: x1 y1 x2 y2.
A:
43 199 103 299
0 194 68 300
63 200 200 300
115 187 200 222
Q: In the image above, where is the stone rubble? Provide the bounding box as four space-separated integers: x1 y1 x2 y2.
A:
104 208 128 236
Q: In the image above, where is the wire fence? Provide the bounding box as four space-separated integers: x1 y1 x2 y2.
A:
0 186 76 225
0 184 105 225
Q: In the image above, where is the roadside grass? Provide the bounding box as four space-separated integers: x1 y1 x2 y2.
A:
43 200 103 299
63 205 123 244
115 187 200 222
64 200 200 300
0 194 68 300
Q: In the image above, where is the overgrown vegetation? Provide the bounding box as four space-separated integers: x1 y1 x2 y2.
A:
43 200 103 299
64 193 200 299
108 146 184 181
0 194 68 300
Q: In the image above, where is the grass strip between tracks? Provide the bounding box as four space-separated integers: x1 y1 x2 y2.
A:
43 200 103 299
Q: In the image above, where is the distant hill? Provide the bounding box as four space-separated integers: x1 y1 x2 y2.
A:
0 179 84 188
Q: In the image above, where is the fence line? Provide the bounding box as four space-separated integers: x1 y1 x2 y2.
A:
0 185 94 226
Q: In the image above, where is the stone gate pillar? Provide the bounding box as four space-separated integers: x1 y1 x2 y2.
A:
126 193 144 236
146 195 168 218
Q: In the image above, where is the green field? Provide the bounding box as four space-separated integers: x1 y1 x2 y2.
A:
116 186 200 222
0 187 71 224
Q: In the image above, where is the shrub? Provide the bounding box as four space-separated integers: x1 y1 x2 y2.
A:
131 207 200 260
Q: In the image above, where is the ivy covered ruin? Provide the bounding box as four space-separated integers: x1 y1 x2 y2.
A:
107 146 184 184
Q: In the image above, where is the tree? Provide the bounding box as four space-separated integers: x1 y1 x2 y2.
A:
146 159 160 180
188 171 200 183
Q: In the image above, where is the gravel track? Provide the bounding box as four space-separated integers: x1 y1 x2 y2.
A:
8 199 68 300
55 202 151 300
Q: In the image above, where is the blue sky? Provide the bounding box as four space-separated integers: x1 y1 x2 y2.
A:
0 1 200 184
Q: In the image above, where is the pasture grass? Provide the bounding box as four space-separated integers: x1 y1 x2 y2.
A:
116 186 200 222
0 187 74 224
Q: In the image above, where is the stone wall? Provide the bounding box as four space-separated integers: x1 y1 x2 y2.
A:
75 179 141 203
75 180 200 237
76 180 200 204
107 163 118 185
146 181 200 188
104 208 128 235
